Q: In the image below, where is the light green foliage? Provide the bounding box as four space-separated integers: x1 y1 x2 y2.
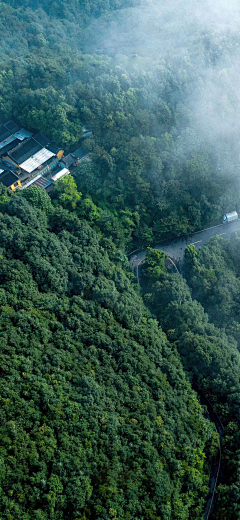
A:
20 185 53 214
77 196 100 221
51 175 82 209
142 247 167 280
0 183 11 209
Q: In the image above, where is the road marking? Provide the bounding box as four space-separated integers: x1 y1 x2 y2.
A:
136 258 145 284
167 257 180 275
218 232 226 236
190 240 202 245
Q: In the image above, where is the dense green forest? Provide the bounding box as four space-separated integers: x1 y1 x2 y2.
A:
1 0 240 518
1 0 240 250
141 242 240 519
0 184 216 519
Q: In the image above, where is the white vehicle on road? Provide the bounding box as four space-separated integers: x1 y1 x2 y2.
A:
223 211 238 223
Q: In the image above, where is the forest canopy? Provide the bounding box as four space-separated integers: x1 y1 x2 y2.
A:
0 185 215 519
1 0 240 518
1 0 240 250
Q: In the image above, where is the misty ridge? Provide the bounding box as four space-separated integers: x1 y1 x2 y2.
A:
83 0 240 180
2 0 240 214
3 0 240 175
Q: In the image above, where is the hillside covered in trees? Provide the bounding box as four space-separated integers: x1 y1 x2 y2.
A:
1 0 240 518
1 0 240 249
0 184 216 519
141 242 240 519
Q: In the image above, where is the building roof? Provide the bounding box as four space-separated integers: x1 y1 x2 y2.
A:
5 120 19 133
22 175 53 190
34 132 50 147
0 138 21 155
62 148 89 168
7 131 56 170
62 153 76 168
0 169 19 188
0 159 6 173
0 126 11 144
14 129 33 141
51 167 69 181
31 176 53 189
0 128 32 153
0 120 20 145
20 148 55 173
72 147 89 160
48 144 63 155
8 138 42 165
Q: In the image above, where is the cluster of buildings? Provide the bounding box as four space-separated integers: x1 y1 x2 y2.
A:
0 120 91 192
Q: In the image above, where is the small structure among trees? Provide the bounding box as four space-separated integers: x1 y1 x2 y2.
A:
0 121 90 191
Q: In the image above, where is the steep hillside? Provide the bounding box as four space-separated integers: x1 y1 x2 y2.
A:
2 0 240 517
0 185 214 519
141 244 240 519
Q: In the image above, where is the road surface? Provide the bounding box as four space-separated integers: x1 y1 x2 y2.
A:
192 381 224 520
129 219 240 272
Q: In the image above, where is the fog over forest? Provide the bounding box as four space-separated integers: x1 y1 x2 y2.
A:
84 0 240 180
2 1 240 519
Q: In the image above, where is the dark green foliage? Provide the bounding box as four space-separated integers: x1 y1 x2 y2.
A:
1 0 240 517
0 192 214 519
142 237 240 519
185 234 240 336
20 185 53 214
0 0 239 249
3 0 139 22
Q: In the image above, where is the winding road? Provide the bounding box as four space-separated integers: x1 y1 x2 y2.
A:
129 221 232 518
129 218 240 275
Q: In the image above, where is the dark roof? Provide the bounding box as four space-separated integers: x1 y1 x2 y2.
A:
0 126 11 144
62 153 76 168
7 132 55 165
0 169 19 187
45 183 53 193
5 120 19 133
8 138 42 165
62 148 89 167
0 120 19 144
47 143 62 155
31 177 52 189
72 147 89 160
0 138 21 156
34 132 50 147
0 159 6 171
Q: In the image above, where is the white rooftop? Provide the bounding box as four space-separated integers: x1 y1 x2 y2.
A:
51 168 69 181
20 148 55 173
226 211 238 218
20 174 42 189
